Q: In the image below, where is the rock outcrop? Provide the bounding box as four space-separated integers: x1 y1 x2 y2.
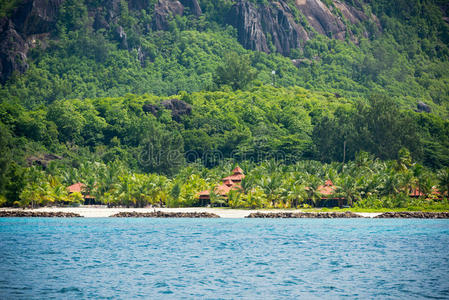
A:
180 0 202 17
246 211 363 218
111 211 220 218
375 212 449 219
227 0 379 56
0 0 62 83
0 211 82 217
228 0 308 56
0 0 202 82
152 0 185 31
162 98 192 122
26 153 63 169
142 99 192 122
0 0 378 82
415 101 432 113
297 0 346 40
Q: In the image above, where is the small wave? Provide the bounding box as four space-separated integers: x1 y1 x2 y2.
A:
58 287 82 294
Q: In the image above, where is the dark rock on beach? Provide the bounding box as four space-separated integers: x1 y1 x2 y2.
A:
246 211 363 218
0 211 82 217
375 212 449 219
111 211 220 218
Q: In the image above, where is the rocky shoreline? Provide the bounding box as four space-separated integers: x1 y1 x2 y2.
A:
246 211 363 218
0 211 82 218
375 212 449 219
110 211 220 218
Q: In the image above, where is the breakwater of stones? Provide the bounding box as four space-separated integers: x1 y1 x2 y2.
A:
111 211 220 218
0 211 83 217
246 211 362 218
375 212 449 218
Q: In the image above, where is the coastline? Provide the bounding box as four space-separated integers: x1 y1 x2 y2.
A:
2 207 449 218
0 207 388 218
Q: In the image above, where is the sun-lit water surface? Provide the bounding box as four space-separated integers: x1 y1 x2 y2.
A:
1 218 449 299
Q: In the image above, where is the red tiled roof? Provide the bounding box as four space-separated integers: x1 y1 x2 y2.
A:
222 174 245 181
317 180 336 196
198 190 210 196
223 179 233 186
67 182 95 199
67 182 85 193
409 187 425 197
214 184 232 196
197 167 245 199
232 166 244 174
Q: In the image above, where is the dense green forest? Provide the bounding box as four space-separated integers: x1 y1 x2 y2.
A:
0 0 448 208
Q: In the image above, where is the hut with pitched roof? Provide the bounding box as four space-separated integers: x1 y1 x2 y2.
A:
306 180 346 207
197 167 245 206
67 182 96 205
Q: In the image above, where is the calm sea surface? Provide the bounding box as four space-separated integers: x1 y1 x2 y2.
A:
1 218 449 299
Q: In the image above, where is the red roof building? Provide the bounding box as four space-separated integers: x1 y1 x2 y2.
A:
67 182 86 193
197 167 245 203
409 186 444 199
67 182 95 200
317 180 337 198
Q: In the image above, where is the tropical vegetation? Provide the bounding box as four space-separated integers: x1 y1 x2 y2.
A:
0 0 448 210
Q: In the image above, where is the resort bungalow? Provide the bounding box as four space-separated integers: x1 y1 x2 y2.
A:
67 182 96 205
408 186 444 200
197 167 245 206
307 180 346 207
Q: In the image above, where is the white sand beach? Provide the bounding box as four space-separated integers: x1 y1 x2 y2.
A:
0 206 383 218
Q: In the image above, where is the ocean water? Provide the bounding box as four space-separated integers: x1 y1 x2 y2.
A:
1 218 449 299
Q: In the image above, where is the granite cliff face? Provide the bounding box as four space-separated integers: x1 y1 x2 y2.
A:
0 0 376 82
0 0 62 83
227 0 380 56
227 0 309 55
0 0 202 83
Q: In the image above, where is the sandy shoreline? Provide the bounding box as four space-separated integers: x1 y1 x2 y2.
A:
0 207 383 218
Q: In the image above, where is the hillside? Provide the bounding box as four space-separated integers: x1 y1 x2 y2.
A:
0 0 448 111
0 0 448 207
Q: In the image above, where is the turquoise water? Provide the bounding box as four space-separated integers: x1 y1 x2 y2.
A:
1 218 449 299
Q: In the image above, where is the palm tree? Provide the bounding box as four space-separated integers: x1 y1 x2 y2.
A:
227 189 244 208
437 167 449 199
258 175 282 207
304 175 321 207
381 170 402 196
336 175 361 207
287 181 307 208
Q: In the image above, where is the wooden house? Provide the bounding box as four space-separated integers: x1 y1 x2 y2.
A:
67 182 96 205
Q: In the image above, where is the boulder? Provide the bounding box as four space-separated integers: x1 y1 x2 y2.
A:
375 212 449 218
111 211 220 218
416 101 431 113
142 103 161 116
26 153 63 169
0 211 82 217
162 98 192 122
246 211 363 218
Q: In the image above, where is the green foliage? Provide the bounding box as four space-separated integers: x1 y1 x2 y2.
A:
213 53 258 90
0 0 22 18
0 0 448 209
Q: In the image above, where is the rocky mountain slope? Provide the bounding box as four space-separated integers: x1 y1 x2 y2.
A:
0 0 381 83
